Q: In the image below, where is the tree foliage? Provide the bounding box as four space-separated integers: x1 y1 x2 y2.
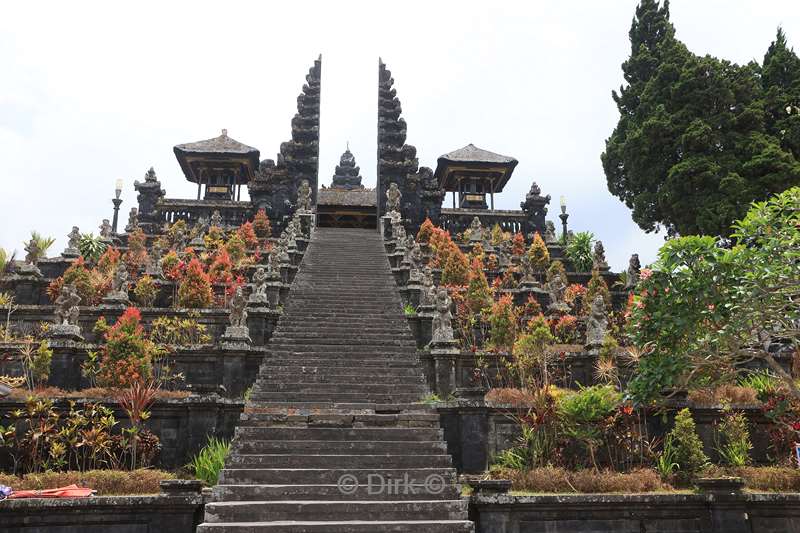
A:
627 187 800 404
603 1 800 236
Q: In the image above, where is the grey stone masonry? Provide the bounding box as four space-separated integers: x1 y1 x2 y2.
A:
198 227 474 532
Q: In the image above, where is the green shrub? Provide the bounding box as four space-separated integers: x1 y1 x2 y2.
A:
715 410 752 467
668 408 709 482
188 437 230 486
133 275 158 307
150 315 211 346
565 231 594 272
738 370 779 401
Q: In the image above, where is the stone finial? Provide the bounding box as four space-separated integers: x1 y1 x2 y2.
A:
585 294 609 349
520 180 551 235
593 240 609 271
144 167 158 182
625 253 641 290
331 148 364 190
431 288 455 344
296 179 313 213
386 182 402 213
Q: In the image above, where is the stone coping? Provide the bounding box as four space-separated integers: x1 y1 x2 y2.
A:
0 493 206 509
471 491 800 505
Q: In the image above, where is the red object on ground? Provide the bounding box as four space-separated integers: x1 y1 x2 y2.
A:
8 484 93 499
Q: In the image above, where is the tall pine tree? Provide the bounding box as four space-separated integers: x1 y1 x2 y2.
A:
602 2 800 236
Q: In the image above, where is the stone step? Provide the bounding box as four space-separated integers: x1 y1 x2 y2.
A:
255 375 425 386
252 383 429 395
204 500 468 523
232 440 447 455
225 454 452 469
259 359 419 369
219 467 457 485
197 520 475 532
266 344 417 354
211 483 460 502
242 402 429 412
258 369 422 379
233 427 443 442
249 392 426 403
236 412 439 428
267 336 417 346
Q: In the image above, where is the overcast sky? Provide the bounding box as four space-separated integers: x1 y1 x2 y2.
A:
1 1 797 270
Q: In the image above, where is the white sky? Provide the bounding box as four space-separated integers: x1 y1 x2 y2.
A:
1 1 797 270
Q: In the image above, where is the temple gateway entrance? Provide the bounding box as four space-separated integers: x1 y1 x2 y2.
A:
315 147 378 229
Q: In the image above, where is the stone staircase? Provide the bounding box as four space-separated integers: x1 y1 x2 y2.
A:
198 227 474 532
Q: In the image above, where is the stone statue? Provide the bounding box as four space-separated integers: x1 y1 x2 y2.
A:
54 283 81 326
386 182 402 213
99 219 113 240
173 225 188 252
420 266 435 308
146 243 163 276
296 179 313 213
519 254 538 287
105 261 130 303
409 242 424 283
468 217 484 242
62 226 81 258
210 210 223 228
625 253 641 290
544 221 557 244
593 240 609 271
585 294 609 348
23 238 41 265
545 266 569 314
249 267 269 305
267 247 281 279
228 286 248 328
431 288 454 344
125 208 139 233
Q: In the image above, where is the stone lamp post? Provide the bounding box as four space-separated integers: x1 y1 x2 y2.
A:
558 195 569 241
111 178 123 234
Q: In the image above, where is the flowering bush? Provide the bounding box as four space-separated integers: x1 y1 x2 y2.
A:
47 257 101 305
511 233 526 256
204 226 225 251
564 283 587 312
488 294 519 352
552 315 579 344
441 248 469 286
252 209 272 239
225 233 247 264
177 259 213 309
527 232 550 273
236 222 259 249
133 275 158 307
124 229 149 276
417 218 435 243
465 258 492 314
208 248 234 284
160 251 182 281
97 307 157 388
